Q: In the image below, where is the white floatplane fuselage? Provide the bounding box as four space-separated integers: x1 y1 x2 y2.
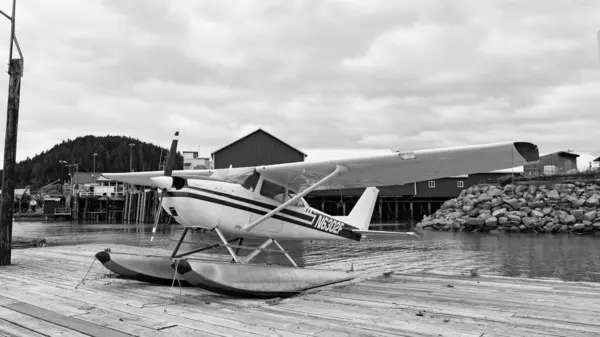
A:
160 171 372 242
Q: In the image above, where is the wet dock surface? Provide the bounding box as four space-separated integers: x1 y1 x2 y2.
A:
1 243 599 336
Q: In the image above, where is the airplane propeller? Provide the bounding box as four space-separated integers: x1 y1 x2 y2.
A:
149 131 180 242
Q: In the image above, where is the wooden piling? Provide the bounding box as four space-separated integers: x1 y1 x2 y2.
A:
0 58 24 266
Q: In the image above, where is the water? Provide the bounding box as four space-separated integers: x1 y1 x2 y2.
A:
12 220 600 283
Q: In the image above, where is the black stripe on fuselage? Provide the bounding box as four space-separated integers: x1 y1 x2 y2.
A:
184 185 314 222
165 191 362 241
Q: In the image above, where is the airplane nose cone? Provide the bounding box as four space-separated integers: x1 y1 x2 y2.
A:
150 176 174 190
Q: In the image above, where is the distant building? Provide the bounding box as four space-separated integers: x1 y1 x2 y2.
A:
593 156 600 168
523 151 579 176
73 172 103 184
211 128 307 169
183 151 210 170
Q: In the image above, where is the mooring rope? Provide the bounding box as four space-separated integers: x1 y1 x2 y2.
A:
163 259 183 312
75 256 97 289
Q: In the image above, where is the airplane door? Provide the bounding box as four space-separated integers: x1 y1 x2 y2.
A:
249 178 284 234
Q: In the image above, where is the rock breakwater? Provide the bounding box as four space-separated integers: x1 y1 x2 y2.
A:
417 181 600 234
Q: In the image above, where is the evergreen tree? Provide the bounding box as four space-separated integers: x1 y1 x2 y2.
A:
0 135 184 189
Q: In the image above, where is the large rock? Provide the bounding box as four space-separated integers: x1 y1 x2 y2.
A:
491 198 503 208
546 190 560 200
528 201 546 208
560 215 576 225
447 211 464 220
508 215 521 224
586 197 599 207
498 217 508 225
478 194 493 203
583 210 597 222
515 185 528 196
522 217 538 228
466 218 484 226
485 217 498 227
503 198 521 210
571 209 585 220
492 208 507 218
528 185 538 195
530 210 544 218
573 223 585 230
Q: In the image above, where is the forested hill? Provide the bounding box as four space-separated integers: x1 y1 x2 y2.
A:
1 135 184 189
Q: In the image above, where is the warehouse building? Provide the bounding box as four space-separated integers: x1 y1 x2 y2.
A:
523 151 579 176
211 128 307 169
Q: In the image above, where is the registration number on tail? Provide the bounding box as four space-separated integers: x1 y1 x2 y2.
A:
313 215 344 234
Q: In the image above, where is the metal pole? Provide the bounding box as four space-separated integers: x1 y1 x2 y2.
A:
129 143 134 172
7 0 15 67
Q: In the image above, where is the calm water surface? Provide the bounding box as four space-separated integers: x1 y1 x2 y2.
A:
12 220 600 283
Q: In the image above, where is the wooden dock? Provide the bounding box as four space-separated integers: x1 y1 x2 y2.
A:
1 244 599 336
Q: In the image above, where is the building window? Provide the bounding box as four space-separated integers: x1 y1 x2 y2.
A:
428 181 435 188
457 181 464 188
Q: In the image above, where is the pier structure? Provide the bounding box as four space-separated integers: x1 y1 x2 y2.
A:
42 172 168 224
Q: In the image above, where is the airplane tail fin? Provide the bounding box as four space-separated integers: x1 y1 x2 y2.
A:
344 187 379 231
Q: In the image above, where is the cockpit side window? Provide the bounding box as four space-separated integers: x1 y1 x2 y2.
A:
260 179 286 203
241 171 260 191
286 191 305 207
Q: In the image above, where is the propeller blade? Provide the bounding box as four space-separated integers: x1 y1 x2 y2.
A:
164 131 179 176
151 188 165 242
151 130 178 242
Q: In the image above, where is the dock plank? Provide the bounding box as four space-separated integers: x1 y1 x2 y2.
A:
3 302 133 337
2 243 599 337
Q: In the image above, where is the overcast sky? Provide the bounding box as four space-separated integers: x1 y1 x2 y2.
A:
0 0 598 169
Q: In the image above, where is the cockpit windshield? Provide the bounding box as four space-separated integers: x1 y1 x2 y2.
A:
241 171 260 191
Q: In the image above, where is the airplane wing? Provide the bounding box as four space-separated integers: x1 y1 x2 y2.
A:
102 141 538 193
255 141 538 193
101 170 215 187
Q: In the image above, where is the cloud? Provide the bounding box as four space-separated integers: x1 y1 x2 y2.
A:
0 0 596 169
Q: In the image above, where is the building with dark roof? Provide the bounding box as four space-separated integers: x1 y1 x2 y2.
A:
523 151 579 176
211 128 307 169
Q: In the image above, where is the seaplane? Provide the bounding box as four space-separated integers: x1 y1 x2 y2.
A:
96 131 539 298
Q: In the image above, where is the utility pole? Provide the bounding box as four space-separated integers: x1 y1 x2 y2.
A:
92 152 97 180
129 143 135 172
0 0 24 266
58 160 67 184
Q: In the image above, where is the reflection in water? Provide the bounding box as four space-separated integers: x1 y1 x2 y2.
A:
12 220 600 283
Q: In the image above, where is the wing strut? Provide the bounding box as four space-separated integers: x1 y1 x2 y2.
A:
241 164 348 232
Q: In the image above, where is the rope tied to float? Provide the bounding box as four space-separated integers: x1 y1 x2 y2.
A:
75 256 98 289
163 259 183 312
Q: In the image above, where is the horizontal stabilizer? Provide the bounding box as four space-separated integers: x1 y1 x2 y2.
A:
353 230 420 241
